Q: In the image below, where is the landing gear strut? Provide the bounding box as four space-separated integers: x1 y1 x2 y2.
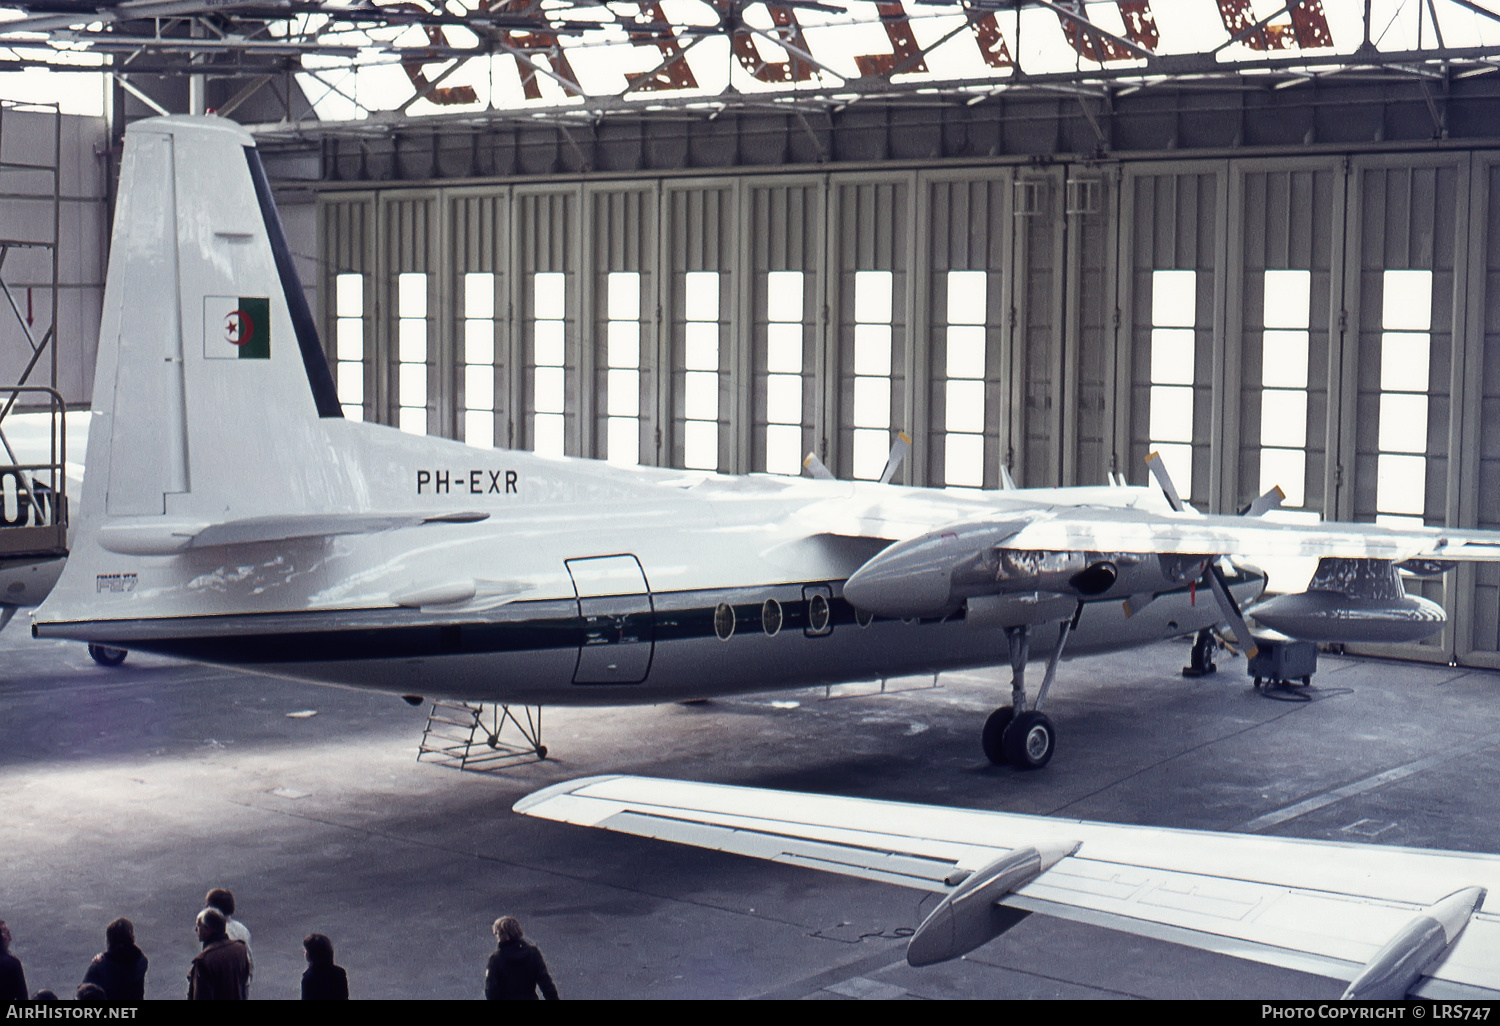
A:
983 615 1073 770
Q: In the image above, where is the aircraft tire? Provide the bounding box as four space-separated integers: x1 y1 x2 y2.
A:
88 644 128 667
982 707 1014 765
1003 711 1055 770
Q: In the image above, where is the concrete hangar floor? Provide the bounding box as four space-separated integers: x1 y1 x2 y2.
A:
3 629 1499 1002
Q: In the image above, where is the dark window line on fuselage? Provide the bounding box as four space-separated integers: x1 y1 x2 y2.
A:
83 567 1257 664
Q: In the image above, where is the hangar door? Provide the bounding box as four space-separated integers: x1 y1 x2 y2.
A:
567 554 655 685
1117 164 1226 510
920 171 1013 491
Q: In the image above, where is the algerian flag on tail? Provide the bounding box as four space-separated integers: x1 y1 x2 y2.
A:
203 295 270 359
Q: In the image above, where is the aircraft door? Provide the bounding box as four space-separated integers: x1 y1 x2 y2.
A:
566 554 655 685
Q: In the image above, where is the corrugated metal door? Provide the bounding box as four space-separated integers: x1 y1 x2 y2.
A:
1457 153 1500 667
746 178 824 476
918 171 1012 489
447 189 509 447
828 174 911 481
586 186 659 465
1063 168 1116 489
1341 154 1470 663
1223 161 1345 519
514 187 581 454
318 193 377 420
663 182 737 471
1114 165 1226 507
378 191 442 433
1011 166 1067 487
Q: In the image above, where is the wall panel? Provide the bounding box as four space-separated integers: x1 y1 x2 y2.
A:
1224 161 1343 517
919 172 1011 489
317 143 1500 671
663 183 736 471
746 178 824 474
514 187 581 454
1336 156 1469 663
829 175 911 481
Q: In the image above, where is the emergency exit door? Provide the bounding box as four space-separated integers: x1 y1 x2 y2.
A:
566 554 655 684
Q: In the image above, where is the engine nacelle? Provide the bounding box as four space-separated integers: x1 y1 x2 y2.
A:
841 521 1216 620
1249 590 1446 644
1248 556 1447 644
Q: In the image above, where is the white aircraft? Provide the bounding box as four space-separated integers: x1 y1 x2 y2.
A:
26 114 1500 768
516 775 1500 1000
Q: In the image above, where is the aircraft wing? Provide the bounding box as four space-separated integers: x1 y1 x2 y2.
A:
1002 506 1500 562
516 775 1500 999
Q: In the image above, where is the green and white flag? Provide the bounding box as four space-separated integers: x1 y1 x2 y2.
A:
204 296 270 360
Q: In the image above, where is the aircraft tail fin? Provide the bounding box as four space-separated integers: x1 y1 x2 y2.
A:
84 116 349 528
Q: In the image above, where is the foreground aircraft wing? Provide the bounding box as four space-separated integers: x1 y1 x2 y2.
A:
517 775 1500 999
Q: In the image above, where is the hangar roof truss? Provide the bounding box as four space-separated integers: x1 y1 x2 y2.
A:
3 1 1500 138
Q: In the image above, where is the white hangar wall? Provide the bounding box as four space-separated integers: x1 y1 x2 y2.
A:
0 106 109 407
316 148 1500 671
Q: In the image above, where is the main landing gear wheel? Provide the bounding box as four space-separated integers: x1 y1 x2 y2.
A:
88 644 127 667
982 707 1014 765
1003 711 1056 770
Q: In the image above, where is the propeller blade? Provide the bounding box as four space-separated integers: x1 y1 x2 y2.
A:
1205 561 1259 659
879 431 912 485
803 452 834 480
1241 485 1285 517
1144 451 1185 512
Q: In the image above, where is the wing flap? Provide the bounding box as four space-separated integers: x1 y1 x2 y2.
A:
599 810 967 891
516 777 1012 891
1016 857 1409 971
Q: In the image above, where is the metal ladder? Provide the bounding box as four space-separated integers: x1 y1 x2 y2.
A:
0 100 67 565
417 701 547 771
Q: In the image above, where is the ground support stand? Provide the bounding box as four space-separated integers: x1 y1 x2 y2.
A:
418 701 547 771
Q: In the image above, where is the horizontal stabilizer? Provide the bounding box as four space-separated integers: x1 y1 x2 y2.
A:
98 510 489 555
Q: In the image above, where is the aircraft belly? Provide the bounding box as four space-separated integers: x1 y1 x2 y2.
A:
44 574 1262 704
